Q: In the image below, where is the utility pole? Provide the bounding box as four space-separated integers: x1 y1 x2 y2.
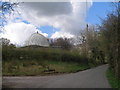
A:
86 0 89 57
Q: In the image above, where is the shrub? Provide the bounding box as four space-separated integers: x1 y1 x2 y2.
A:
2 46 89 64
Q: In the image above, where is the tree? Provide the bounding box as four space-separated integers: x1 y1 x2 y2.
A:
0 1 19 31
99 2 120 79
85 25 106 65
0 38 15 48
51 38 73 50
0 38 10 46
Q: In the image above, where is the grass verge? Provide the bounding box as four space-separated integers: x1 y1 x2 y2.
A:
106 68 120 88
3 59 90 76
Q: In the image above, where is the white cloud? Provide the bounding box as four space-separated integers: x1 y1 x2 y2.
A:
1 1 93 46
1 22 48 46
51 31 74 39
19 1 93 37
21 2 73 16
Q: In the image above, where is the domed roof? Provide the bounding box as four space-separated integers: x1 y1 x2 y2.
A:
25 32 49 47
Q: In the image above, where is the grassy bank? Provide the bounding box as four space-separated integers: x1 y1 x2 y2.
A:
3 47 88 64
2 46 92 76
3 60 90 76
106 68 120 88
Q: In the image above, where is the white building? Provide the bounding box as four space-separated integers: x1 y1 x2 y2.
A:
25 32 49 47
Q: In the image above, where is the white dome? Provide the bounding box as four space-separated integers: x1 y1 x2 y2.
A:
25 32 49 47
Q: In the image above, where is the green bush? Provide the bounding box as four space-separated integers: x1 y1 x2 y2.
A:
2 46 89 64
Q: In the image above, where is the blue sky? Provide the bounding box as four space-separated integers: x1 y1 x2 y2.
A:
86 2 113 25
38 2 113 36
36 2 113 36
1 2 113 30
1 2 114 45
38 26 60 37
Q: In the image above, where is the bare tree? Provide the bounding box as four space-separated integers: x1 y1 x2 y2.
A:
51 38 73 50
0 1 19 31
0 38 10 46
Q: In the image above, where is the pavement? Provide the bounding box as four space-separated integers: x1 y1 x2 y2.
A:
2 64 111 88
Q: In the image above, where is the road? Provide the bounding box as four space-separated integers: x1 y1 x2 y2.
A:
3 64 111 88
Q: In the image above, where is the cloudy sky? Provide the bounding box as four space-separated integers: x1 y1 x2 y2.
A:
0 1 113 46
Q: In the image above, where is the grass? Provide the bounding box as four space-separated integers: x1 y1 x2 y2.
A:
3 47 88 64
2 46 90 76
3 59 90 76
106 68 120 88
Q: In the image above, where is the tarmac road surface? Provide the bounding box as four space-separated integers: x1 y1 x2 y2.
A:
3 64 111 88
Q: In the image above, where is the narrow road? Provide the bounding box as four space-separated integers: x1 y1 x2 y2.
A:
3 64 111 88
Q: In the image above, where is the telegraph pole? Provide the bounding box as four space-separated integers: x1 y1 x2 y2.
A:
86 0 89 33
86 0 88 56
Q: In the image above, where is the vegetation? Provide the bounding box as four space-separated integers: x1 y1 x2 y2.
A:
107 68 120 88
2 46 88 64
2 40 90 75
0 2 19 28
50 38 73 50
1 2 120 87
73 2 120 87
3 59 89 76
99 2 120 80
81 2 120 77
84 2 120 87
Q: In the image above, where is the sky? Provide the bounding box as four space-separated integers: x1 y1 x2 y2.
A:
0 1 113 46
86 2 113 25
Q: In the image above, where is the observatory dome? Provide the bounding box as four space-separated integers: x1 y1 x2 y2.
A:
26 32 49 47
